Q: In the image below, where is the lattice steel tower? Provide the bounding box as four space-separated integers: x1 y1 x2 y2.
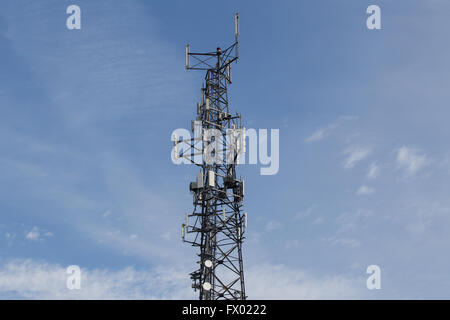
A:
175 13 246 300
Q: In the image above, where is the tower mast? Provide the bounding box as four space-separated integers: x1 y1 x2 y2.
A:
178 13 246 300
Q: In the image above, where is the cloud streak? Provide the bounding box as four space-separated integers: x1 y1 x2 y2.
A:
0 259 366 300
396 147 430 177
366 162 379 179
343 147 371 169
356 185 375 195
0 259 194 299
0 1 194 265
305 116 358 143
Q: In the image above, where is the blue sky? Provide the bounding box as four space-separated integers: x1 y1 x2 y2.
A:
1 0 450 299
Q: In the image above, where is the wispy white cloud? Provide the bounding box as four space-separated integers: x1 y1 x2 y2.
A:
306 116 358 143
0 260 365 300
284 239 300 249
25 227 40 241
293 206 314 221
324 237 361 248
343 147 371 169
265 221 282 231
367 162 379 179
246 264 365 299
396 146 430 177
0 259 194 299
0 130 186 263
336 210 372 233
356 185 375 195
25 226 53 242
401 200 450 238
0 0 194 265
102 210 112 219
1 1 193 129
306 125 337 143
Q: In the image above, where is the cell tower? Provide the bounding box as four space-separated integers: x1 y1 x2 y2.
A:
175 13 246 300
